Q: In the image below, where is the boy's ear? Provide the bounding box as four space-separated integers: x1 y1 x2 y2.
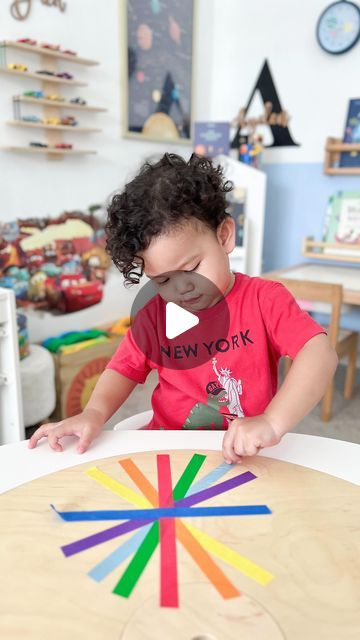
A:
217 217 236 254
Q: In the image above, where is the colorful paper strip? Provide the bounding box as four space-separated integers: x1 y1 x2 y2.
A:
178 470 257 507
88 524 152 582
61 518 151 557
175 521 240 599
186 524 274 586
53 504 271 521
119 458 159 506
85 467 151 508
185 461 234 495
157 454 178 607
112 522 160 598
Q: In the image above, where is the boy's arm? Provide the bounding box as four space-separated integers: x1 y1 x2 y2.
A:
222 334 338 463
264 333 338 434
28 369 137 453
85 369 137 424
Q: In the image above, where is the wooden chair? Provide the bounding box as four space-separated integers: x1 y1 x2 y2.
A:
276 278 358 422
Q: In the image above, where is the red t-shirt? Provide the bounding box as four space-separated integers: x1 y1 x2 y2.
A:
107 274 325 430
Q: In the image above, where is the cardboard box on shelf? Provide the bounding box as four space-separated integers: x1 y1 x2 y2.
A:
52 334 122 420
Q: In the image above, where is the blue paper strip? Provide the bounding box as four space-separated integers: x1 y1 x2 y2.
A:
185 461 233 496
52 504 271 521
88 524 153 582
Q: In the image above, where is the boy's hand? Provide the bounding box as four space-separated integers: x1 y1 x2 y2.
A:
222 414 282 464
28 408 105 454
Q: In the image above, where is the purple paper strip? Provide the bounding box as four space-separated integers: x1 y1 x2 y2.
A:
61 470 257 557
61 519 152 557
177 470 256 508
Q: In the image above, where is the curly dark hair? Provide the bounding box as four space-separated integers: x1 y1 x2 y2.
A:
105 152 233 285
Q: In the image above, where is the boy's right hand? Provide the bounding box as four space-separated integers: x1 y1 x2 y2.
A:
28 408 105 454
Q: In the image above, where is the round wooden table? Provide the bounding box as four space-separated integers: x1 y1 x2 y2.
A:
0 432 359 639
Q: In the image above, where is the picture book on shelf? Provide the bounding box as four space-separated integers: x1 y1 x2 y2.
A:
193 122 230 157
322 191 360 256
339 99 360 168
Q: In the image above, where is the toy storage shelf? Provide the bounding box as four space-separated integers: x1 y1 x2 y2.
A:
2 40 99 66
324 137 360 175
0 67 87 86
14 96 107 112
3 146 97 156
1 39 104 158
7 120 102 133
302 236 360 263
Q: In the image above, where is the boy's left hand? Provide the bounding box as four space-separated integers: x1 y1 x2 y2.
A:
222 414 282 464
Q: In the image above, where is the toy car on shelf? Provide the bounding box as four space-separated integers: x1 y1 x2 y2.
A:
17 38 37 45
46 94 65 101
29 142 48 148
40 43 60 51
56 72 73 80
45 274 103 313
22 115 42 123
36 69 55 76
54 143 73 149
60 116 78 126
70 97 87 105
23 90 44 98
7 63 28 71
43 117 61 125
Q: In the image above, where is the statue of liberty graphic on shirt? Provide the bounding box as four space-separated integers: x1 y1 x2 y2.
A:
211 357 244 418
182 357 245 429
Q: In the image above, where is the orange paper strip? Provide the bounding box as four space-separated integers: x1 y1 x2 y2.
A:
176 521 240 599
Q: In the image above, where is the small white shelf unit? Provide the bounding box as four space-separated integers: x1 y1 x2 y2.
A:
0 288 24 445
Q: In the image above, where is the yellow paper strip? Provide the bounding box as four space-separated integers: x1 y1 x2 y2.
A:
86 467 152 508
186 523 274 586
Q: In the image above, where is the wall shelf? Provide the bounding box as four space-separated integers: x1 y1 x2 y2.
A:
324 137 360 175
7 120 102 133
1 39 103 159
13 96 107 112
3 146 97 155
0 67 87 86
2 41 99 66
302 236 360 263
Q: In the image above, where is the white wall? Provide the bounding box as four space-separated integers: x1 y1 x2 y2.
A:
209 0 359 164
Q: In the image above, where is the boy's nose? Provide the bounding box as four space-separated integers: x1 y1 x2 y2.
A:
174 273 195 295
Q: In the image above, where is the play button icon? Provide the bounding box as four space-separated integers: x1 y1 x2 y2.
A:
165 302 199 339
129 271 230 370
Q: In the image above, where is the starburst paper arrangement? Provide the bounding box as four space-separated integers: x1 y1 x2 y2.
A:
52 453 274 607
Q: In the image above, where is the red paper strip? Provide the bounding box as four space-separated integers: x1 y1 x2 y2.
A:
157 454 178 608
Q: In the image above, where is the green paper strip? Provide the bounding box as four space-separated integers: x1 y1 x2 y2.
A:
112 453 206 598
173 454 206 501
113 522 159 597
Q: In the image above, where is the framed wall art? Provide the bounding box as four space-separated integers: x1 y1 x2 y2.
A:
121 0 195 143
